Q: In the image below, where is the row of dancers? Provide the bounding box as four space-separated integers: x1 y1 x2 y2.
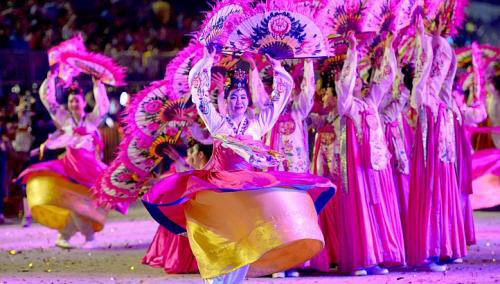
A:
17 13 497 284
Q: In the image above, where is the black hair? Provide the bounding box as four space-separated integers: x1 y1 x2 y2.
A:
188 140 213 160
402 63 415 91
67 85 85 98
494 75 500 94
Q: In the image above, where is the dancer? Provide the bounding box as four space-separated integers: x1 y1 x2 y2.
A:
470 77 500 209
261 59 332 276
379 66 413 249
309 75 342 267
140 47 335 283
18 71 109 249
333 30 405 275
407 14 466 270
142 140 213 274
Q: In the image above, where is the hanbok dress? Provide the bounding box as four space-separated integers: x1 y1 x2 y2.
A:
407 32 467 265
332 41 406 273
470 83 500 209
264 60 331 271
18 77 109 238
141 54 336 280
379 79 411 250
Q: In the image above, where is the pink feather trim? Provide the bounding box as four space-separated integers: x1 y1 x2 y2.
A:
60 50 127 86
48 34 86 66
163 40 204 99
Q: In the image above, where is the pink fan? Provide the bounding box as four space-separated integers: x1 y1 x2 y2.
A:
48 34 86 66
164 40 205 99
198 0 250 51
456 44 500 69
48 34 86 84
457 42 494 102
124 80 193 140
396 0 417 31
93 160 144 208
60 51 127 86
325 0 380 55
434 0 468 36
225 0 333 59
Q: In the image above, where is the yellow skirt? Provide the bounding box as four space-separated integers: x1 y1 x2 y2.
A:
26 172 107 232
185 188 324 278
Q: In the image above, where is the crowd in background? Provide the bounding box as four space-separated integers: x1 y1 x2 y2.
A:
0 0 207 52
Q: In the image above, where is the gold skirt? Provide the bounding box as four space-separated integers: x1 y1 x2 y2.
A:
26 172 107 232
185 188 324 278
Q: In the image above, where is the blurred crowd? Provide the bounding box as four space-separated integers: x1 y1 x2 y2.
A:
0 0 208 53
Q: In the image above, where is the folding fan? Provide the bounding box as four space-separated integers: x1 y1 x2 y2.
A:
456 45 500 69
48 34 86 83
198 0 250 51
164 40 205 99
225 0 333 59
214 134 285 169
433 0 468 36
60 50 127 86
325 0 382 55
48 34 86 66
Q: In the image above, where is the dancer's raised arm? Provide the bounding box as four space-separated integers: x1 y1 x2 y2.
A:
255 55 294 136
336 31 359 117
189 47 224 134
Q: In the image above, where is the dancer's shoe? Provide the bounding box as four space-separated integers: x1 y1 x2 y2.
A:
352 269 367 276
55 234 74 249
425 262 447 272
272 272 286 278
285 269 299 277
366 265 389 275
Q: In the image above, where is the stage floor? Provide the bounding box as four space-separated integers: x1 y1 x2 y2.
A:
1 204 499 283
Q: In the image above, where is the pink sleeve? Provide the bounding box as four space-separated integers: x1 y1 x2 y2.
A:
87 79 110 126
189 55 224 134
293 59 315 118
438 42 457 106
368 44 397 106
463 102 487 125
39 75 67 128
335 44 358 117
411 33 433 109
255 65 294 136
249 66 269 112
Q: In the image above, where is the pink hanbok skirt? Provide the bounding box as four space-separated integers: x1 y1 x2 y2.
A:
142 226 198 274
407 106 467 265
470 149 500 210
332 117 405 273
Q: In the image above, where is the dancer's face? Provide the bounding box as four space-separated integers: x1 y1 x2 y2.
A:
322 87 337 109
68 94 86 115
227 88 249 116
187 144 206 170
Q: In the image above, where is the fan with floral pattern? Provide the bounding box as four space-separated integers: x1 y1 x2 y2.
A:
224 0 333 59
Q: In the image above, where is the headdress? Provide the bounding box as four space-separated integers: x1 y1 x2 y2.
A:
224 68 249 97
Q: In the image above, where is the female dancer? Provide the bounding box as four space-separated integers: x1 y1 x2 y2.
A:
18 71 109 249
333 30 405 275
406 14 467 270
140 48 335 283
142 140 213 274
379 67 413 248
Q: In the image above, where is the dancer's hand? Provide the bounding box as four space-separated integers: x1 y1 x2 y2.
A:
265 54 281 69
212 72 226 92
416 15 424 35
347 31 357 48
